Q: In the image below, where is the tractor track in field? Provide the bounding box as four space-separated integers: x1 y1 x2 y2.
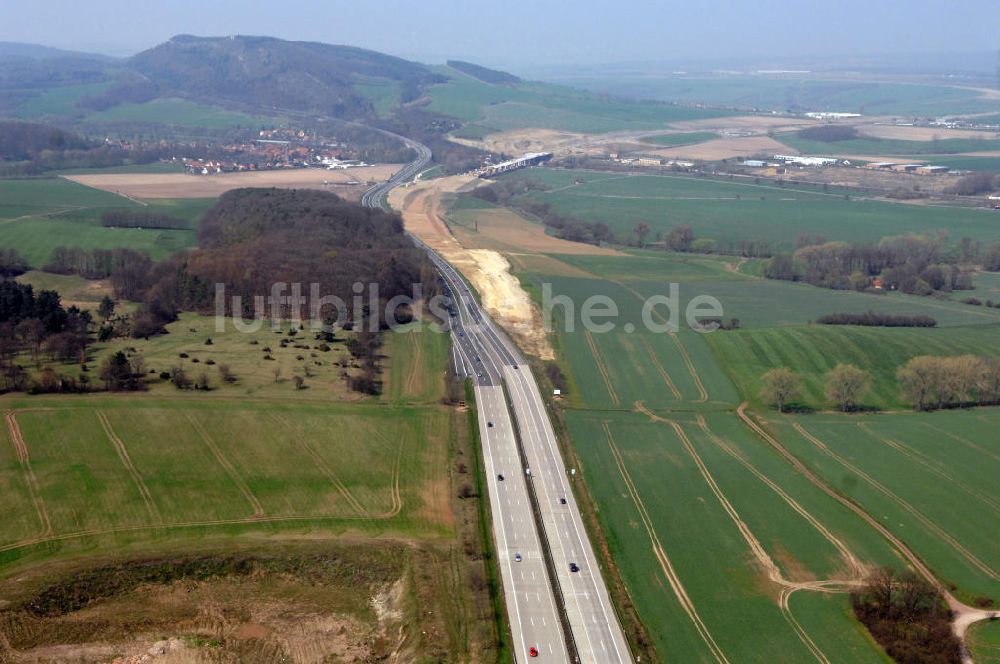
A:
601 420 732 664
96 410 162 524
670 333 709 403
402 331 425 398
922 421 1000 465
791 421 999 581
185 413 265 518
613 278 709 401
268 413 368 517
857 422 1000 516
4 411 52 538
635 404 858 662
585 330 620 405
738 405 997 662
353 419 405 518
692 413 866 580
638 336 682 400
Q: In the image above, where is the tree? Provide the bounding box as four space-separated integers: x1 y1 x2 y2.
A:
665 224 694 252
292 375 305 390
97 295 115 321
897 356 942 411
100 351 139 391
218 363 236 384
633 222 651 248
825 364 870 411
760 368 802 413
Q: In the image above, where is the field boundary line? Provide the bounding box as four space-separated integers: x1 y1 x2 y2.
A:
857 422 1000 516
96 411 162 524
0 508 409 554
792 422 999 581
186 413 265 518
584 330 620 405
268 413 368 517
4 411 52 538
638 336 682 400
601 420 731 664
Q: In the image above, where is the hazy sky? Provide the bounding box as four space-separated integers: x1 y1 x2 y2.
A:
1 0 996 68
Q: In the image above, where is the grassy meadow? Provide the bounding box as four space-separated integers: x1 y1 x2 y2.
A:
0 312 457 573
84 98 265 129
0 178 212 266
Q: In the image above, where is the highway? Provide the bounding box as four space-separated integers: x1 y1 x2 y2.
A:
363 133 631 663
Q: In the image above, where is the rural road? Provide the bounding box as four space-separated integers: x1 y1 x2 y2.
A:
363 135 632 663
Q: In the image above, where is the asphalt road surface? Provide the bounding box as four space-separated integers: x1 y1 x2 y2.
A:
364 136 631 663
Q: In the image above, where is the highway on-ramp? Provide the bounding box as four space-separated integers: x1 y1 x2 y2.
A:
364 134 632 663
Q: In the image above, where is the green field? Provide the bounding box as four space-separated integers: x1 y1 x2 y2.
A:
0 313 456 572
779 133 1000 157
513 244 999 661
352 75 403 117
426 65 731 133
501 167 1000 251
85 98 265 129
0 178 212 266
764 410 1000 603
548 75 1000 116
566 409 897 663
640 131 719 146
968 619 1000 663
13 81 113 118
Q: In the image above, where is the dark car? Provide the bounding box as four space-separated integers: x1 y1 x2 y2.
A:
569 562 580 573
487 421 494 428
559 497 567 505
497 474 505 481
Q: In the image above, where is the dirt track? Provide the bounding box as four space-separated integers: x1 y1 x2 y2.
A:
389 176 559 359
64 165 402 200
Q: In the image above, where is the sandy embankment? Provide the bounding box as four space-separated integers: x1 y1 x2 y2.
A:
389 176 557 360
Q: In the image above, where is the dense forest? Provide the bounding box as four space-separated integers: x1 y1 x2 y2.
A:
0 120 89 159
135 188 425 329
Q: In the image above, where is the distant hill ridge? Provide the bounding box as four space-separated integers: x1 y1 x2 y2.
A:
126 34 446 119
446 60 521 85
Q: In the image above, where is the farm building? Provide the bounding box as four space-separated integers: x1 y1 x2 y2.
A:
743 159 767 168
915 165 951 175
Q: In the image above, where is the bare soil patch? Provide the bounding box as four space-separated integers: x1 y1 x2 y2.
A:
855 124 999 141
451 207 622 256
64 165 402 201
652 135 795 160
453 128 588 158
669 116 817 133
389 177 555 359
